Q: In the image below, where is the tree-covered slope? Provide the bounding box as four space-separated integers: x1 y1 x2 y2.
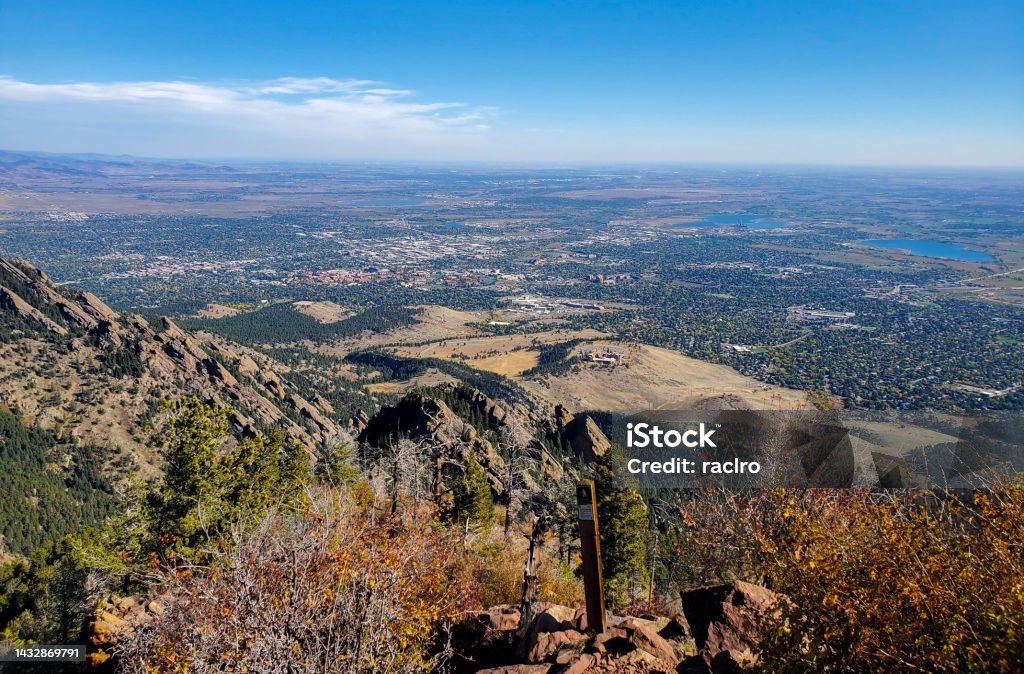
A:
0 407 115 555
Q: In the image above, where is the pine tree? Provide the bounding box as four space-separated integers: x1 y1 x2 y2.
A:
149 399 313 548
593 450 650 608
222 432 281 519
280 438 312 499
151 398 230 544
451 451 494 528
314 439 361 486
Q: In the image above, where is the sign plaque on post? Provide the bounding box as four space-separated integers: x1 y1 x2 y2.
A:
576 479 606 633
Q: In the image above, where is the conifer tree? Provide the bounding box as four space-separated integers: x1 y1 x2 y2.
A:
451 451 494 527
280 437 312 499
314 439 361 485
151 398 230 544
593 450 650 608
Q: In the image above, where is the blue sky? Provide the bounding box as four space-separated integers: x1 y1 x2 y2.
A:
0 0 1021 165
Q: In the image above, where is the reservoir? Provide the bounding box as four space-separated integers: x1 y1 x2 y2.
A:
861 239 994 262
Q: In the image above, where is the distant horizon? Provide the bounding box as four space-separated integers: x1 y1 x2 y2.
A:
4 146 1024 173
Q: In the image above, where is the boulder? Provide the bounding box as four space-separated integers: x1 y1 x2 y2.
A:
538 446 565 481
529 604 576 633
482 605 522 632
460 604 707 673
527 629 588 663
520 605 580 660
53 294 99 328
616 647 662 667
588 627 632 655
91 609 128 636
80 291 118 321
680 581 784 671
658 613 691 642
624 621 677 664
261 370 286 398
351 408 370 432
558 653 596 673
555 646 582 665
477 666 552 674
86 599 142 672
313 393 335 414
207 359 238 387
289 393 335 435
237 354 260 376
89 319 123 348
158 317 190 343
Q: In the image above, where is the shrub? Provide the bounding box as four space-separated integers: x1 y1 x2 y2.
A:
118 491 481 674
473 533 583 609
673 488 1024 673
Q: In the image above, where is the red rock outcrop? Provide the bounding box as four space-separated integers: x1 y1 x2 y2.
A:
680 581 785 673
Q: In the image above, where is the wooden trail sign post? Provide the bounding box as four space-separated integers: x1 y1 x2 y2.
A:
576 479 606 633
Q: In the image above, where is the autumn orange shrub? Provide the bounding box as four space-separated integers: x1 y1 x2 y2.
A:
473 532 583 609
675 488 1024 673
117 490 481 674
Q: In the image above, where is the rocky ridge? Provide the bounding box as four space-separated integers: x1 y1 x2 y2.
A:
0 257 350 478
358 383 614 498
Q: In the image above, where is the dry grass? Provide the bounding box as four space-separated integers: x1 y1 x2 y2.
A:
292 300 348 324
365 381 406 394
473 350 541 376
384 325 609 378
522 340 809 413
195 303 241 319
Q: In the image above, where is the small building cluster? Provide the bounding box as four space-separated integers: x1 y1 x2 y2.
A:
787 305 856 322
583 348 624 365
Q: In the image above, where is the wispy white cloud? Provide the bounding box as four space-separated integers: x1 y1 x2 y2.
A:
3 75 1016 165
0 75 492 159
244 77 380 95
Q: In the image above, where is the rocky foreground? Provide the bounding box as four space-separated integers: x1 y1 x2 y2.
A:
85 581 782 673
452 581 782 674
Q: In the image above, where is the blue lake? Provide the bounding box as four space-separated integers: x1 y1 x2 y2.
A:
861 239 993 263
680 214 789 230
